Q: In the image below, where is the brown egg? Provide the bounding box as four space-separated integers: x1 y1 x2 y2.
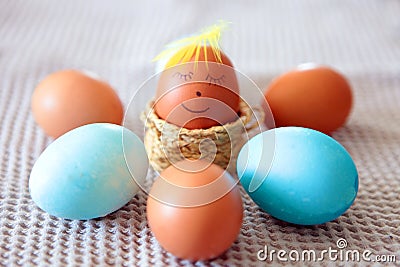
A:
154 47 240 129
146 160 243 261
264 64 353 134
32 70 123 138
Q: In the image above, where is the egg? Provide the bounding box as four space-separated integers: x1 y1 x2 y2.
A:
29 123 148 220
154 46 240 129
147 160 243 260
264 64 353 134
237 127 358 225
32 70 124 138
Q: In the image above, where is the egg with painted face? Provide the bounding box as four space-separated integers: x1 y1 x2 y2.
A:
154 46 240 129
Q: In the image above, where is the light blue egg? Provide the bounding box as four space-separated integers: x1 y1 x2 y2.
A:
237 127 358 225
29 123 148 220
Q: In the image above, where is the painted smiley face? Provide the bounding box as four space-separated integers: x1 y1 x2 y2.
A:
154 61 240 129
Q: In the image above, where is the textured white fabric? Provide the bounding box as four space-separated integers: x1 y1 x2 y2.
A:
0 0 399 266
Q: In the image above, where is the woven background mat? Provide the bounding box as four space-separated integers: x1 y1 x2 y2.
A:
0 0 399 266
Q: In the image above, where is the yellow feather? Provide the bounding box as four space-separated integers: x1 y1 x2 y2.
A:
154 20 230 70
194 43 201 64
202 41 208 66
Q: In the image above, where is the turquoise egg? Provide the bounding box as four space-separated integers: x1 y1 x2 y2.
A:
29 123 148 220
237 127 358 225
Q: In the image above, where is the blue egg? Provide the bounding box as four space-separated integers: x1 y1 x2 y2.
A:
237 127 358 225
29 123 148 220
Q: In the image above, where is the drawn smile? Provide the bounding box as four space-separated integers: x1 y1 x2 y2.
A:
181 103 210 114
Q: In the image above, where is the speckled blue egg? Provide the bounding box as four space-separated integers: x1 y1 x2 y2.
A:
29 123 148 220
237 127 358 225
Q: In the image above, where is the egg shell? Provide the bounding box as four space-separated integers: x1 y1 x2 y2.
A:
29 123 148 220
155 47 240 129
146 160 243 260
237 127 358 225
264 65 353 134
32 70 124 138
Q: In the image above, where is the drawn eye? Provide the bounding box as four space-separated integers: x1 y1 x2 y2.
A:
205 74 225 85
173 71 194 81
